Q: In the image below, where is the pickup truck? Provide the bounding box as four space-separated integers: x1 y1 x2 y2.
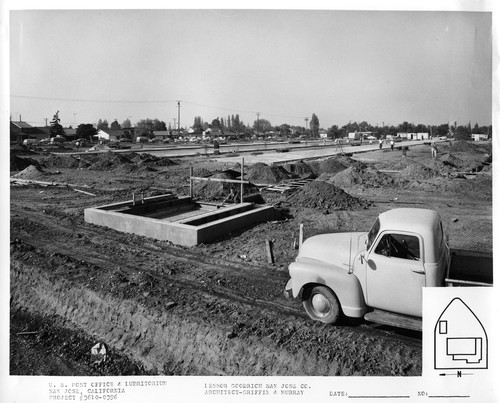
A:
284 208 492 331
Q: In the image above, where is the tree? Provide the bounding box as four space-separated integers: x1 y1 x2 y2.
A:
231 114 242 132
152 119 166 131
122 118 132 128
211 118 222 129
327 125 342 139
49 111 65 138
278 123 291 136
76 124 97 141
97 119 109 130
193 116 204 133
110 120 121 130
253 118 272 133
434 123 449 138
136 118 166 133
454 126 471 140
310 113 320 137
415 124 428 133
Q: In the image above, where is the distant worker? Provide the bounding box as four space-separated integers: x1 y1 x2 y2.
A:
390 139 395 151
431 142 438 158
379 139 383 150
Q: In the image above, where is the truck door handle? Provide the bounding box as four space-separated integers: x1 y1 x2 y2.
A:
411 269 425 274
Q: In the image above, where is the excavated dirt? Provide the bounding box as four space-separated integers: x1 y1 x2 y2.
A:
10 154 41 171
286 181 371 211
328 165 399 189
282 160 316 179
13 165 53 180
9 141 492 377
247 162 292 184
193 170 260 202
399 163 441 180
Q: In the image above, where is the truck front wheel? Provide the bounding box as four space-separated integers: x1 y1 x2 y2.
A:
302 285 341 324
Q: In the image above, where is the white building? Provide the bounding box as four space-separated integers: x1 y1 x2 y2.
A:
399 132 429 140
472 134 488 141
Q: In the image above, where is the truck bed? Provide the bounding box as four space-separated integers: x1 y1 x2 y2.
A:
446 249 493 286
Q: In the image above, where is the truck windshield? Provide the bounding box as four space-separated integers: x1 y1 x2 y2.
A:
366 218 380 250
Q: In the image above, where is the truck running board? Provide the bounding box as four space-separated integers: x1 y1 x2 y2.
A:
364 310 422 331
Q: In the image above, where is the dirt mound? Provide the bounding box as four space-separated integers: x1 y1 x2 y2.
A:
450 140 482 153
193 167 213 177
194 171 258 202
88 152 134 171
308 156 359 177
120 152 142 163
282 161 316 179
10 145 38 156
88 143 111 152
439 153 464 168
13 165 48 180
405 176 492 197
399 163 440 180
132 166 158 175
287 181 370 211
247 163 291 184
388 157 416 170
10 155 41 172
42 154 90 169
329 165 397 188
137 153 176 167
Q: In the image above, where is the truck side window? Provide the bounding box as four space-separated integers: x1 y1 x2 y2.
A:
366 218 380 250
374 233 420 261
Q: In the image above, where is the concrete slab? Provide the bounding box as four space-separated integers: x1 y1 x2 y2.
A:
84 194 276 246
211 140 428 165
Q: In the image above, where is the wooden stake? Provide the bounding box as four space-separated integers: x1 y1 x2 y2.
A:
189 166 194 198
74 188 96 197
240 157 244 204
265 239 274 264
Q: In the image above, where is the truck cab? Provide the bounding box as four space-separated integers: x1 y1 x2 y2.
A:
284 208 452 330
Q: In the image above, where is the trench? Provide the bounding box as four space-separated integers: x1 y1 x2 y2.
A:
11 260 345 376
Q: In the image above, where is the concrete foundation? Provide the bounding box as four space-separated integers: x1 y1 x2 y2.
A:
84 194 276 246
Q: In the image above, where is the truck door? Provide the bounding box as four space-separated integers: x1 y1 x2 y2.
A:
366 232 424 317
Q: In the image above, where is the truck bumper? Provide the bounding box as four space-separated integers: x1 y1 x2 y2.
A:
283 279 293 300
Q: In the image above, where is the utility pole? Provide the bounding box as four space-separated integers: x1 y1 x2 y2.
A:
45 118 48 126
177 100 181 132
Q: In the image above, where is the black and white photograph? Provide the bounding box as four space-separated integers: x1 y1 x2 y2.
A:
1 0 497 402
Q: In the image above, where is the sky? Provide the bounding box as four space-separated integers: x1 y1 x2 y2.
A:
8 6 493 130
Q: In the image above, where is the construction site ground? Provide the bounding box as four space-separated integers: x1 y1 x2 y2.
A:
9 140 492 377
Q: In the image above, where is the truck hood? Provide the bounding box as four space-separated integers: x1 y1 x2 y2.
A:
297 232 367 270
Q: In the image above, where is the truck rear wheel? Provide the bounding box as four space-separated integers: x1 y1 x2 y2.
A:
302 285 341 324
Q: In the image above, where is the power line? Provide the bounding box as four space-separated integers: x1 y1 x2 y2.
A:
171 101 306 120
11 94 329 125
11 94 179 104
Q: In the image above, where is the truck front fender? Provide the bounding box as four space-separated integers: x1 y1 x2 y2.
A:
287 260 368 318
